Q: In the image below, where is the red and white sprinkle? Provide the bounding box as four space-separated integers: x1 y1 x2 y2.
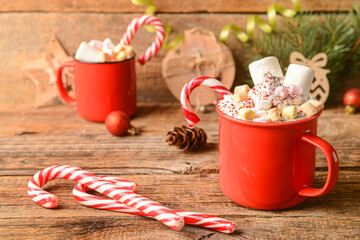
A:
218 70 310 122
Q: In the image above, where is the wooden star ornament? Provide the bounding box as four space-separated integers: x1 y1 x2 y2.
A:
23 35 74 107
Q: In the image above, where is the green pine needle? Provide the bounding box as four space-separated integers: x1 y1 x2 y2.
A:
243 6 360 105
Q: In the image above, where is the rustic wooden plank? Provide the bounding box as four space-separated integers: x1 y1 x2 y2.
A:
0 104 217 176
0 105 359 176
0 105 359 239
1 216 359 239
0 0 358 13
1 13 360 105
0 13 246 105
2 171 359 212
2 173 359 220
1 218 210 240
0 173 359 239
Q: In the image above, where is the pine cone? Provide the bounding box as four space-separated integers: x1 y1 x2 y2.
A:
166 126 207 152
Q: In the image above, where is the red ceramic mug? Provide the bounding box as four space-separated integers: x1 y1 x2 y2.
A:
57 58 136 122
216 108 339 210
56 15 165 122
181 77 339 210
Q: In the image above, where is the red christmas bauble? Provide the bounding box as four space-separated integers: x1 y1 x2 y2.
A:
343 88 360 114
105 111 130 136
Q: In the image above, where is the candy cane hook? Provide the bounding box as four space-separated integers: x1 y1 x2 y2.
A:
120 15 165 65
28 165 184 230
180 77 231 128
73 180 235 234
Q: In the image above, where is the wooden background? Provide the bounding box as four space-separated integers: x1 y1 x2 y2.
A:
0 0 359 105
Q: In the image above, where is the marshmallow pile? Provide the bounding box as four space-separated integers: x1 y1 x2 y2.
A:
218 56 324 123
75 38 134 63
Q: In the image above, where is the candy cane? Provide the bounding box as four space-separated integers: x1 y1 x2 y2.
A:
93 176 138 192
180 77 231 128
73 180 235 234
28 166 184 230
120 15 165 65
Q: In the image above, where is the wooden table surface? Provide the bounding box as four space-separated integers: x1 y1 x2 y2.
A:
0 104 359 239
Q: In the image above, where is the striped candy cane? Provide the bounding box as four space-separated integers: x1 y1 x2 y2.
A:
28 166 184 230
120 15 165 65
180 77 231 128
93 176 138 192
73 180 235 234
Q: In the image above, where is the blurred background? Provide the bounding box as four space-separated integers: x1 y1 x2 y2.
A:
0 0 359 106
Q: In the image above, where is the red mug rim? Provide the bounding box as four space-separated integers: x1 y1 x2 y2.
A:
215 99 322 127
73 54 136 64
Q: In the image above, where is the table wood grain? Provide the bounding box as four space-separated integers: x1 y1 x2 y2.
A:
0 104 359 239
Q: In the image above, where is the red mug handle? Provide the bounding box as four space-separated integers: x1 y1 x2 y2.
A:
298 132 339 197
56 61 77 107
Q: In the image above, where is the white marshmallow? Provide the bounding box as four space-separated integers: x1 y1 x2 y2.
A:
288 84 303 95
283 64 315 96
103 38 115 48
88 40 103 50
292 97 303 105
249 56 284 85
102 38 115 57
274 86 289 99
252 117 271 123
255 100 272 110
75 42 104 63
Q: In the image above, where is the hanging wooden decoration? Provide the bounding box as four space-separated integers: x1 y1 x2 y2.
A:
162 28 235 108
23 35 74 108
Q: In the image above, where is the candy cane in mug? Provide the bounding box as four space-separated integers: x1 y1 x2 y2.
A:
120 15 165 65
28 165 184 230
73 180 235 234
180 77 231 127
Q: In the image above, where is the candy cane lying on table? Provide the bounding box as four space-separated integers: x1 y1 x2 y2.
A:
180 77 232 128
28 165 184 231
73 179 235 234
120 15 165 65
94 176 138 192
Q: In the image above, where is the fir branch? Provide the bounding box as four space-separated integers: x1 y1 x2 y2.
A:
242 8 360 105
348 5 360 60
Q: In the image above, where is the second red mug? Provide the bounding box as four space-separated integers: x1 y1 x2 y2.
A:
180 76 339 210
216 106 339 210
57 58 136 122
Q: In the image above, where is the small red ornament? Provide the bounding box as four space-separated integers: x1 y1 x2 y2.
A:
105 110 140 136
343 88 360 114
105 111 130 136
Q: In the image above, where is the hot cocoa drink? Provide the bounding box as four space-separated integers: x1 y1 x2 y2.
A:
217 56 324 123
